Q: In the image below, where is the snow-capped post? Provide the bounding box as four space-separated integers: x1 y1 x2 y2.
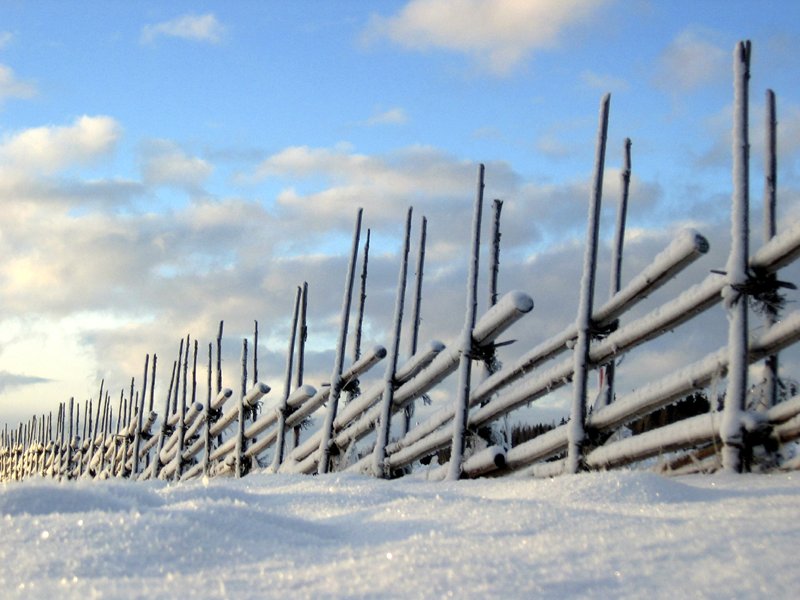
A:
601 138 632 408
567 93 610 475
235 338 248 477
481 199 504 384
271 285 302 472
374 207 413 478
763 89 779 408
132 354 149 477
401 215 427 436
448 163 485 481
722 40 751 473
318 208 363 475
292 282 309 450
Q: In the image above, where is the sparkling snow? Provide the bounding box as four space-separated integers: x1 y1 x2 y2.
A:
1 471 797 598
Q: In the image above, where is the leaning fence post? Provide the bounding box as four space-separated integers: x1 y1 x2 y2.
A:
317 209 363 474
722 40 751 473
374 207 413 477
567 93 610 475
448 164 485 481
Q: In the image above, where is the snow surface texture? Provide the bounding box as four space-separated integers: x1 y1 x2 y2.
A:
1 471 797 599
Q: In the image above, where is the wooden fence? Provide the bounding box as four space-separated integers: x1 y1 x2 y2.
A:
4 40 800 483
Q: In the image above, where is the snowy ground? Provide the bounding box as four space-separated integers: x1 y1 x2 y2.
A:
0 471 797 599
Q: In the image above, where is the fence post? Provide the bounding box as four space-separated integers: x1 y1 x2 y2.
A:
763 89 779 408
448 164 485 481
235 339 248 477
318 209 363 474
374 207 413 477
567 93 610 474
292 282 309 450
271 286 302 472
401 216 427 436
722 40 752 473
601 138 632 408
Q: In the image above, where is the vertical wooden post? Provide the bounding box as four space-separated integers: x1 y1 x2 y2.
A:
401 216 428 436
235 338 248 477
204 342 213 477
763 88 779 408
174 338 192 480
132 354 149 477
253 321 259 389
271 285 302 471
151 361 177 479
448 164 485 481
601 138 632 408
318 208 363 474
374 207 413 477
65 397 74 480
567 93 610 474
216 321 224 395
480 199 504 384
722 40 752 473
147 354 158 413
347 230 371 405
292 282 309 450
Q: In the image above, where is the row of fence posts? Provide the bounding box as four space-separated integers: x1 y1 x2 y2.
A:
4 40 800 483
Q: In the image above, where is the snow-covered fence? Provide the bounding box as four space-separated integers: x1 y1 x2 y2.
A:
3 40 800 484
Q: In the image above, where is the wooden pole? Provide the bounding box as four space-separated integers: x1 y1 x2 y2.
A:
292 282 309 450
401 216 427 436
204 342 213 476
271 286 302 471
567 93 610 474
601 138 632 408
448 164 485 481
763 88 779 408
722 40 751 473
132 354 148 476
318 208 363 474
374 207 413 477
235 338 248 477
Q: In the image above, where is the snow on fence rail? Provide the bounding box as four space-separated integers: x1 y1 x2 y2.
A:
3 40 800 484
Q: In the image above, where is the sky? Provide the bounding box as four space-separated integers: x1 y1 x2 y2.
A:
2 1 800 428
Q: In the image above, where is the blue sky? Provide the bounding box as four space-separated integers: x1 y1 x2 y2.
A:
1 1 800 426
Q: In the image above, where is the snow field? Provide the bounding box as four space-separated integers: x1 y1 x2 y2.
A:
1 471 798 598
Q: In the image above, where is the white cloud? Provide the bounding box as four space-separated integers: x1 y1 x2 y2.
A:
0 63 37 105
141 13 225 45
655 28 727 92
365 107 409 126
365 0 609 75
141 140 213 190
0 32 15 49
0 115 120 175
